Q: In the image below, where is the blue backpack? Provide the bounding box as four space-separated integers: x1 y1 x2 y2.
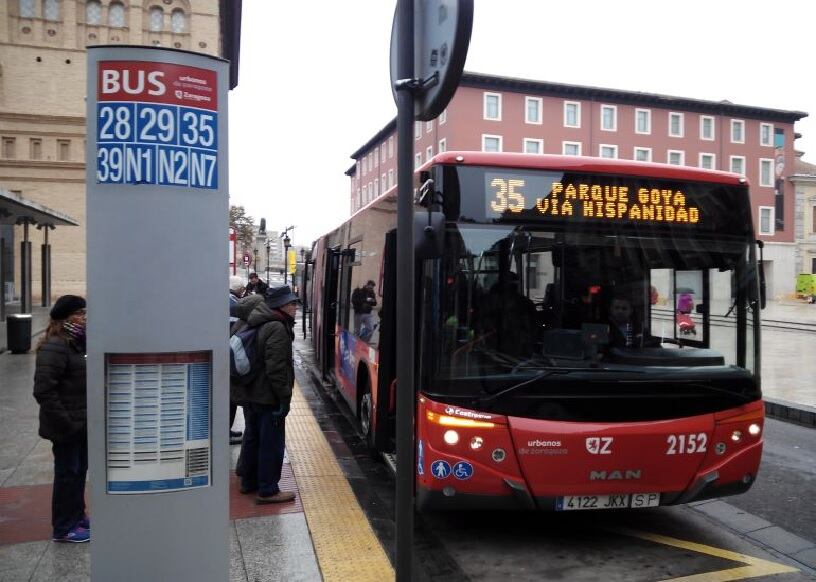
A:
229 325 262 385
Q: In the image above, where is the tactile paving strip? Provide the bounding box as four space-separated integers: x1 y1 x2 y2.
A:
287 382 394 581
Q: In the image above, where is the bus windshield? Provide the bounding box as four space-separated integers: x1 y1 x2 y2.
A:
419 224 761 422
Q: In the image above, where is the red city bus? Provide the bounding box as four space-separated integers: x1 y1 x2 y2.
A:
309 152 764 511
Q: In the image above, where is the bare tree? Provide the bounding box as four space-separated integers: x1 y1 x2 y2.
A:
229 205 255 254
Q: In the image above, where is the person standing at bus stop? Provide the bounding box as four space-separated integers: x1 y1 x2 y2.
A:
230 286 298 504
33 295 90 543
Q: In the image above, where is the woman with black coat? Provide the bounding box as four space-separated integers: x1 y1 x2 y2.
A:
33 295 90 543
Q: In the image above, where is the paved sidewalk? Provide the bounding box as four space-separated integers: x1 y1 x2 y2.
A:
0 349 393 581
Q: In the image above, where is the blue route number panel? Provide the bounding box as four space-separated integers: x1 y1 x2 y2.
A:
96 102 218 190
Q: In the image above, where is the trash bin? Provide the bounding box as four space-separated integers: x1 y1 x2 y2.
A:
6 314 33 354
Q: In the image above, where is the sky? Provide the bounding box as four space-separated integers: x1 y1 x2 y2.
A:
228 0 816 246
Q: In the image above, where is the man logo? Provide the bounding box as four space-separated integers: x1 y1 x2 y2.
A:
586 436 613 455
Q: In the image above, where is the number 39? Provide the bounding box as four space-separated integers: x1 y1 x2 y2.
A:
666 433 707 455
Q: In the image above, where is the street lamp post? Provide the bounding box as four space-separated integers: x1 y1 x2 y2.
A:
282 234 290 285
265 240 271 285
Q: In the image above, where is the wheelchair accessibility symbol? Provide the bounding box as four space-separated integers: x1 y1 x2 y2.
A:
452 461 473 480
431 460 451 479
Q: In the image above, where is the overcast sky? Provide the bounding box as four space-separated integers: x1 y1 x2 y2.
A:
228 0 815 246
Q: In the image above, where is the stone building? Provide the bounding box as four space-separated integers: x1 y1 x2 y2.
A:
0 0 234 303
793 153 816 279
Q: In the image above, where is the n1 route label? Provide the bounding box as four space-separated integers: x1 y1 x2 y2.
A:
95 61 219 190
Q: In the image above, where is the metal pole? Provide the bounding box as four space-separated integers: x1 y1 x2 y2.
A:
0 235 6 321
395 0 415 578
266 242 271 285
40 225 51 307
20 220 32 314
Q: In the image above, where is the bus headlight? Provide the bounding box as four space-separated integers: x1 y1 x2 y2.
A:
470 436 483 450
444 430 459 445
731 430 742 442
748 423 761 436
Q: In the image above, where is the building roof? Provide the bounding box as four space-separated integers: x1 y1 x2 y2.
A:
349 71 809 161
793 154 816 177
0 190 79 226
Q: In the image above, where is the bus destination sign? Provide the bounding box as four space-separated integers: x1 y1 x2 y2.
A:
96 61 218 189
485 172 700 225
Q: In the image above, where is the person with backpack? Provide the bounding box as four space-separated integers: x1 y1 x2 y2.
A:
230 286 299 504
228 276 246 444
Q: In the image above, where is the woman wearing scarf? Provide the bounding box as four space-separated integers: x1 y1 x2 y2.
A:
33 295 90 543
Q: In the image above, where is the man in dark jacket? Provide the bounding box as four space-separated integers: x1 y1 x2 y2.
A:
230 286 298 504
244 272 268 296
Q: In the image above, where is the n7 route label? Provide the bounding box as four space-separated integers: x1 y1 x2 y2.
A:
96 61 219 190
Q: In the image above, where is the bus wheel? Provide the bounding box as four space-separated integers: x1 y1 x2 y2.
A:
359 386 377 454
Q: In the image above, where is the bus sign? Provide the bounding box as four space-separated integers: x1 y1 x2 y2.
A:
96 61 218 189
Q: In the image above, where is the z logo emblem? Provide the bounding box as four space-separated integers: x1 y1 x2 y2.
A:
586 437 613 455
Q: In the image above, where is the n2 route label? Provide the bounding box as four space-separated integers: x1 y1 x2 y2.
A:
96 61 219 190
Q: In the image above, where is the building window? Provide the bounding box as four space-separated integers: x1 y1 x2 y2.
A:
599 144 618 159
564 101 580 128
525 97 542 124
482 135 502 152
388 169 394 189
699 153 715 169
562 141 581 156
19 0 36 18
30 138 42 160
171 8 186 33
109 1 125 27
667 150 684 166
730 119 745 144
414 153 422 169
759 159 773 187
362 185 367 202
812 205 816 234
57 139 70 161
388 136 394 158
484 92 501 121
86 0 102 24
426 146 433 162
700 115 715 141
438 138 446 153
415 121 421 139
758 206 774 236
635 109 651 134
381 173 386 192
669 112 684 137
439 109 446 125
374 179 379 197
760 123 773 147
362 156 367 174
633 147 651 162
730 155 745 175
523 138 543 154
368 182 373 202
148 6 163 31
381 144 386 163
426 121 433 133
600 105 616 131
2 137 16 159
43 0 60 21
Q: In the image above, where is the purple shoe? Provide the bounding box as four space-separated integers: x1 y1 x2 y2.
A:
77 515 90 529
53 526 90 543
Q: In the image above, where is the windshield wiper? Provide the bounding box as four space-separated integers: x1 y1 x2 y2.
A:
479 367 615 405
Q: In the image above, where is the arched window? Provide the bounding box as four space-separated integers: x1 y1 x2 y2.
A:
19 0 36 17
148 6 163 31
170 8 185 33
43 0 60 21
85 0 101 24
108 1 125 27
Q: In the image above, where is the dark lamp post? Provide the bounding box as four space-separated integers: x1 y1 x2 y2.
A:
283 234 291 285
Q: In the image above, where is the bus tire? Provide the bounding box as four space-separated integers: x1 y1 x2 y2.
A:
357 366 377 456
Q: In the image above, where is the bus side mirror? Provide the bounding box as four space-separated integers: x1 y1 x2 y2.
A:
414 211 444 259
757 239 766 309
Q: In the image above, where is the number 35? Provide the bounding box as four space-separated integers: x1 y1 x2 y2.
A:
490 178 525 213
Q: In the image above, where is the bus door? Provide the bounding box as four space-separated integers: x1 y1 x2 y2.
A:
321 247 340 378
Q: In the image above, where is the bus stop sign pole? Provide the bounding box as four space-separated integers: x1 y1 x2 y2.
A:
391 2 472 579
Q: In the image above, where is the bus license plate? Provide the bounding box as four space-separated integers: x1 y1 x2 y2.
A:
557 493 660 511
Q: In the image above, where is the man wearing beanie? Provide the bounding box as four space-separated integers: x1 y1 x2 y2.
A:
34 295 90 543
230 286 299 504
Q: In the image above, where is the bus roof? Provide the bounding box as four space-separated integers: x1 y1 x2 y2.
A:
428 152 748 187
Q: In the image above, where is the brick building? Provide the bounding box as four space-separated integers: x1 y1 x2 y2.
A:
0 0 239 303
346 72 808 297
